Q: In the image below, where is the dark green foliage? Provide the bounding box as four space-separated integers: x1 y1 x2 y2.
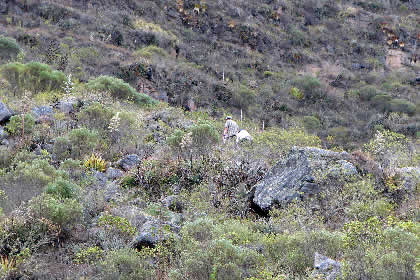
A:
303 116 321 132
371 93 392 111
87 76 156 106
292 76 325 102
53 128 99 160
45 178 79 199
5 114 35 136
68 128 99 159
359 85 378 101
388 99 416 115
0 35 21 60
99 248 156 279
0 62 66 94
30 194 82 228
78 102 114 131
190 121 219 157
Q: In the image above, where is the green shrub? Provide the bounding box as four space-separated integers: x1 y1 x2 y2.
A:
77 102 114 131
303 116 321 132
0 36 21 60
134 45 167 58
5 114 35 136
388 99 416 115
289 87 304 100
190 121 219 157
30 194 82 228
232 84 255 110
68 128 99 159
98 214 136 236
99 248 156 280
359 85 378 101
371 93 391 111
53 136 72 161
328 126 351 143
45 178 79 199
74 246 104 264
292 76 324 102
0 62 66 94
167 129 186 157
87 75 156 106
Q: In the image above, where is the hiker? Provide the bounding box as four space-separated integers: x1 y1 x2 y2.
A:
223 116 239 143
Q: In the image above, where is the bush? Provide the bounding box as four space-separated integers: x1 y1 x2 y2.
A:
359 85 378 101
30 194 82 228
388 99 416 115
77 102 114 131
303 116 321 132
292 76 324 102
68 128 100 159
190 121 219 158
371 93 391 111
87 76 157 106
134 45 167 58
5 114 35 136
45 178 79 199
99 248 156 280
0 62 66 94
0 36 21 60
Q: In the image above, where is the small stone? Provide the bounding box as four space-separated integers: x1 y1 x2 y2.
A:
0 102 14 123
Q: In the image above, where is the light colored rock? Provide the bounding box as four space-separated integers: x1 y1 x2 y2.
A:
314 252 341 280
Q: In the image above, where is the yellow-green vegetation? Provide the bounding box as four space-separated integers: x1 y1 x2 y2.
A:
290 87 304 100
74 246 104 264
98 214 137 236
84 153 107 172
0 35 22 60
133 18 177 41
87 75 157 106
134 45 167 58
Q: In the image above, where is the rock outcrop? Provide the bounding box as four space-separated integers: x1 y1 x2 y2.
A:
252 147 358 213
0 101 14 123
313 252 341 280
117 154 141 171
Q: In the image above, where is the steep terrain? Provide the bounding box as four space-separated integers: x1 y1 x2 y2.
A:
0 0 419 279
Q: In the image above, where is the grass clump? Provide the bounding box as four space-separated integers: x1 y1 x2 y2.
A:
87 75 157 106
0 35 21 60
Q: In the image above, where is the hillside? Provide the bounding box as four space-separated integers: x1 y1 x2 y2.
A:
0 0 419 279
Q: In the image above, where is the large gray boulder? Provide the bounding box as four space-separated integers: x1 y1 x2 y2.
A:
117 154 141 171
31 105 54 122
252 147 358 212
313 252 341 280
0 102 13 123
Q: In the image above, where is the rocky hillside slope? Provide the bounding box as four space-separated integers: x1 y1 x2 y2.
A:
0 0 419 147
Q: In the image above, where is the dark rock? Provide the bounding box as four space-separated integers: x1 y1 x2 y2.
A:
132 220 169 249
0 2 7 14
394 167 420 193
0 102 14 124
103 181 121 202
252 147 358 213
0 126 8 140
31 106 54 122
56 99 78 114
162 195 184 213
94 171 108 187
313 252 341 280
105 167 124 180
117 154 141 171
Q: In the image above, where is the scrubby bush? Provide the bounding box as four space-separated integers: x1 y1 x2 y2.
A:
0 36 21 60
0 62 66 94
30 194 82 228
388 98 416 115
68 128 100 159
292 76 324 102
99 248 156 279
371 93 391 111
77 102 114 131
359 85 378 101
5 114 35 136
45 178 79 199
87 76 156 106
303 116 321 132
